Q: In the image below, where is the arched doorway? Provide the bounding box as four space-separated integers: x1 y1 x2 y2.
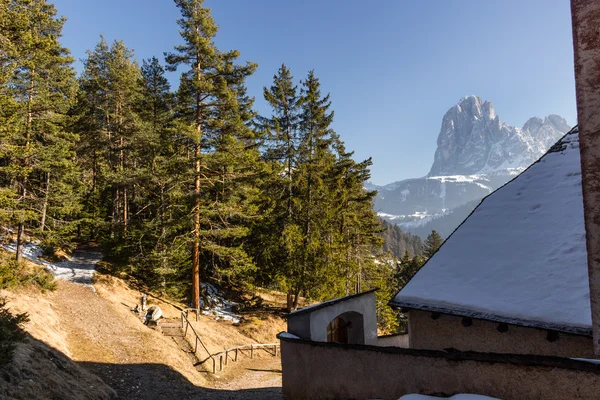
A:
326 311 365 344
327 316 350 343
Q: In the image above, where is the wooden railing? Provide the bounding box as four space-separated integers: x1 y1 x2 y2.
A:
179 309 281 373
211 343 280 373
180 308 213 363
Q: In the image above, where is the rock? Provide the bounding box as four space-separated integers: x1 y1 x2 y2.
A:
144 306 162 325
429 96 568 176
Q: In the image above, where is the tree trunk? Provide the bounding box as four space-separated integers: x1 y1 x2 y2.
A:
286 292 293 313
16 69 35 262
40 172 50 231
120 136 127 236
292 288 300 311
192 143 201 309
16 218 25 263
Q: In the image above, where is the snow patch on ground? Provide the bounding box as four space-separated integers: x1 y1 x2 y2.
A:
2 242 54 268
400 189 410 201
200 282 241 324
2 242 101 289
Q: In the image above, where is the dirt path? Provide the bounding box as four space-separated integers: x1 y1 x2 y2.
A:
1 243 283 398
41 252 283 399
51 248 102 285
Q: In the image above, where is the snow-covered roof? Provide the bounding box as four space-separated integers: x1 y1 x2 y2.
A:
391 128 592 335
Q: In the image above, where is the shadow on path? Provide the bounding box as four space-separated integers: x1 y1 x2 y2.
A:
80 361 282 400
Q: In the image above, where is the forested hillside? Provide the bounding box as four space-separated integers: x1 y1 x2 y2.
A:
0 0 394 315
380 220 423 258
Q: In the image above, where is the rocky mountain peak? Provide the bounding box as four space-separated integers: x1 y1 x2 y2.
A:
428 97 569 177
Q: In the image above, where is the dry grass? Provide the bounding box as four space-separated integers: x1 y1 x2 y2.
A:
1 254 299 396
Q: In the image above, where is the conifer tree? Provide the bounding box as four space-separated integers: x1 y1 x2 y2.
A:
260 64 302 217
423 230 443 258
256 64 303 309
165 0 257 308
0 0 78 260
75 37 143 242
287 70 336 308
124 56 181 288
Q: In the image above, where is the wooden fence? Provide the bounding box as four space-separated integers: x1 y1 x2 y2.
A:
180 308 280 373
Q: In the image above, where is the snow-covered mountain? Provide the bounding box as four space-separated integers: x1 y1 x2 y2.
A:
373 96 570 238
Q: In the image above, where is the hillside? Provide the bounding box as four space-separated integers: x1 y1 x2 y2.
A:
0 249 288 399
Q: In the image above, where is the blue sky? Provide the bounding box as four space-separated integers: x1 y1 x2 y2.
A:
52 0 576 185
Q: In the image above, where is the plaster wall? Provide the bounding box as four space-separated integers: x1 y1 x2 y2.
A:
377 333 409 348
287 312 311 340
408 310 594 358
571 0 600 356
306 292 378 345
280 338 600 400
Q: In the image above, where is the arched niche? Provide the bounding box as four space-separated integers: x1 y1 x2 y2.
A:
326 311 365 344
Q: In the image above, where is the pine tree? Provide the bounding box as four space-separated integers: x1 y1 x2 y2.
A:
124 56 180 290
0 0 78 260
255 64 303 310
423 230 443 258
259 64 301 217
165 0 257 308
75 37 143 242
289 70 336 308
328 143 382 296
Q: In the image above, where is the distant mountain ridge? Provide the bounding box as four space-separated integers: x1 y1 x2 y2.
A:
372 96 570 239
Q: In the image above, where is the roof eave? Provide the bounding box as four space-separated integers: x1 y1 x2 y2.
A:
389 299 593 337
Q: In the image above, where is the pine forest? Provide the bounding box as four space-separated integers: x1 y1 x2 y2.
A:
0 0 439 332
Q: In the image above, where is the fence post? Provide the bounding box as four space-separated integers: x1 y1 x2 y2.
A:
225 350 229 365
195 308 199 321
220 355 223 371
274 344 277 356
251 345 254 359
235 348 238 361
184 322 188 337
213 358 216 373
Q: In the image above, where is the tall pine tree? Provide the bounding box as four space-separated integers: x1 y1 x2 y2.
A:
165 0 257 308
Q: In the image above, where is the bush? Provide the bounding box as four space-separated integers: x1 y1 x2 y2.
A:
0 252 57 291
31 269 58 292
0 258 20 289
0 296 28 364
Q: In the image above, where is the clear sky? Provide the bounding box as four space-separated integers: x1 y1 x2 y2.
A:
51 0 577 185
